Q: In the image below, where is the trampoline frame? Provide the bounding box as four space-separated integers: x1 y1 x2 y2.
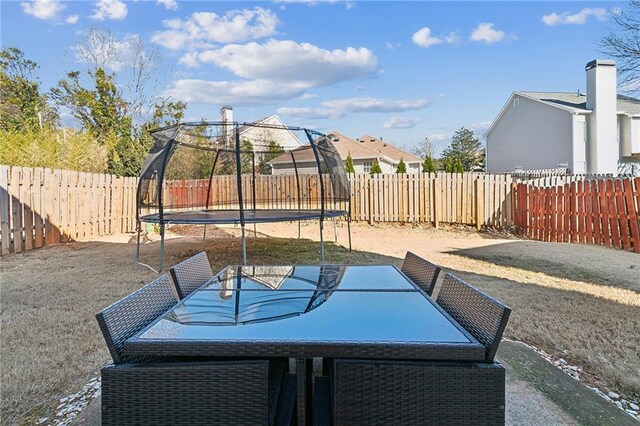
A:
135 122 352 272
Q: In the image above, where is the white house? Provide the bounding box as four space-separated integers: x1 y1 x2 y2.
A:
485 60 640 175
220 106 302 151
269 131 422 175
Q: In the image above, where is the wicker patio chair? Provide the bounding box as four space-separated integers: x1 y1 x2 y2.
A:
436 273 511 362
101 360 291 426
332 359 505 426
401 251 441 296
95 274 177 364
96 275 293 425
169 251 213 300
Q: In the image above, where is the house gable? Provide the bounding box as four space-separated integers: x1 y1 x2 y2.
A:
486 94 574 173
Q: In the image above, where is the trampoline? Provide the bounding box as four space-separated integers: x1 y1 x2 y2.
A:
141 209 347 225
136 120 351 272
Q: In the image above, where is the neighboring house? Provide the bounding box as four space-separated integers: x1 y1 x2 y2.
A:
354 134 422 173
269 131 422 175
220 106 302 151
485 60 640 175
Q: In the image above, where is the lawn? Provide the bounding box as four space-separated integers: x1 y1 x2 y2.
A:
0 235 395 424
1 223 639 424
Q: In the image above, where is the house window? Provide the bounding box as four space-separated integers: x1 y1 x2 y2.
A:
363 161 372 173
513 98 520 108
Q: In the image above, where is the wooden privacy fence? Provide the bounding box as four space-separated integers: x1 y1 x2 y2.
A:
0 165 137 255
350 173 514 227
514 177 640 253
164 173 516 228
1 166 517 256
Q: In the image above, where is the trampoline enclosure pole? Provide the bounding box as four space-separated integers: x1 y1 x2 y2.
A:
234 125 247 265
306 130 326 264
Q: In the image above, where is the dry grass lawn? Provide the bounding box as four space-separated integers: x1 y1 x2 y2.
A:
0 233 395 425
1 222 639 424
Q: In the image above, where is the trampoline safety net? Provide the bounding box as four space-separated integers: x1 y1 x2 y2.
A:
136 121 352 271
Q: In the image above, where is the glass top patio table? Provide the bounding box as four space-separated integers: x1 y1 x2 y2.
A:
125 265 486 361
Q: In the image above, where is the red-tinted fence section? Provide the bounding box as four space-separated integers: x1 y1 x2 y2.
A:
515 177 640 253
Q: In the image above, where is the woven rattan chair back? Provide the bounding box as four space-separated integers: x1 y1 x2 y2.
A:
96 274 177 364
436 273 511 362
169 251 213 300
401 251 441 296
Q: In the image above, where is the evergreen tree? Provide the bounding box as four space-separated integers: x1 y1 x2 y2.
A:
396 158 407 173
345 153 355 173
441 127 482 171
453 157 464 173
422 155 436 173
370 159 382 174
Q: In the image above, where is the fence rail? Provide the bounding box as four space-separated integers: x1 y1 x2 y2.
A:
514 177 640 253
0 165 137 255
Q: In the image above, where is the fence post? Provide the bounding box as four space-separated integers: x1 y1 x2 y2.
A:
433 177 440 229
367 177 373 225
475 178 483 230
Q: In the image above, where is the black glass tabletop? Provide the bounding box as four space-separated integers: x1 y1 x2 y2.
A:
126 265 485 361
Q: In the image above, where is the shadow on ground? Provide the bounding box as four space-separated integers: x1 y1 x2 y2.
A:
448 240 640 291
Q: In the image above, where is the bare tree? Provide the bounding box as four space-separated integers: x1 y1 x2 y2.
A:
75 28 163 119
600 1 640 94
411 137 438 159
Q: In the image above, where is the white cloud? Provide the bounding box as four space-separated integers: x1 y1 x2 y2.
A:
65 14 79 24
91 0 128 21
21 0 64 20
276 107 344 119
443 31 462 45
386 42 401 51
166 39 377 106
156 0 178 11
151 8 279 50
164 79 308 105
412 27 443 48
190 40 377 87
542 8 608 26
321 97 428 113
275 0 354 8
383 116 424 129
412 27 461 48
470 23 514 44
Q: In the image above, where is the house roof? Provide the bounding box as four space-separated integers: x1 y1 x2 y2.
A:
269 131 412 166
519 91 640 115
486 91 640 137
356 135 422 163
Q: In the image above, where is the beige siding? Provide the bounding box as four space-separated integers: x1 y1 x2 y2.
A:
487 96 573 173
272 161 317 175
240 116 302 151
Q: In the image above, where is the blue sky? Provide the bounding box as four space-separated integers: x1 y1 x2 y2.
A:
1 0 626 154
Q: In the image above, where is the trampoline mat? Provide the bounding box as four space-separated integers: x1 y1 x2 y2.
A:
141 209 348 225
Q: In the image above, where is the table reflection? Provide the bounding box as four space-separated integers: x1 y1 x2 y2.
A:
165 265 345 326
